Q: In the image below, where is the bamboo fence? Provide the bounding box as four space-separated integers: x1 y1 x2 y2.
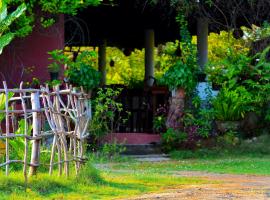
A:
0 82 91 180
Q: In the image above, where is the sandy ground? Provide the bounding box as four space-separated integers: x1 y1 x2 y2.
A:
126 171 270 200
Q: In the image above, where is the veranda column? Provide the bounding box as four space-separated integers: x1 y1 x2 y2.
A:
98 40 107 86
144 29 155 87
197 18 208 70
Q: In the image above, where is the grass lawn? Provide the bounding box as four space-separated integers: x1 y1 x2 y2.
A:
1 156 270 200
0 164 204 200
113 156 270 176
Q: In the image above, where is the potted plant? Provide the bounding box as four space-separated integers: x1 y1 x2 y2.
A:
48 49 69 80
213 86 254 133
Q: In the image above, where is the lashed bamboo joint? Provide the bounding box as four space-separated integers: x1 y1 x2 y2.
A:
0 81 91 179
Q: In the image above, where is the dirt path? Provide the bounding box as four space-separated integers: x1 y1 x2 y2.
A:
127 171 270 200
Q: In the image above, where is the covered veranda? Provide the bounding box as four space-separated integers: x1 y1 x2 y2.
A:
64 0 209 145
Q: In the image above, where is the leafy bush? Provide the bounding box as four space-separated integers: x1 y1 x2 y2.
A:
206 52 251 87
216 130 240 147
65 51 101 91
48 49 69 73
153 115 166 133
99 142 127 161
161 128 187 151
153 104 168 133
89 88 129 148
0 2 26 54
213 86 254 121
160 60 197 92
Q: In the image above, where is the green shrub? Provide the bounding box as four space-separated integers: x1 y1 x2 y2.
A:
100 142 126 160
65 51 101 91
90 88 129 145
161 128 187 151
213 86 254 121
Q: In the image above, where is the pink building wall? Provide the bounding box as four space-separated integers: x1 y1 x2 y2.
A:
0 15 65 87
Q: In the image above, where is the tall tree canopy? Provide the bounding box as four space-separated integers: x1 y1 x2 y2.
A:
2 0 102 52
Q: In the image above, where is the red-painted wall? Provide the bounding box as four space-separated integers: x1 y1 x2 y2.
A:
0 15 64 87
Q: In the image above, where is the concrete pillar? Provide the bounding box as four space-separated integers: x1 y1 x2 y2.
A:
144 29 155 87
197 18 208 70
98 40 107 85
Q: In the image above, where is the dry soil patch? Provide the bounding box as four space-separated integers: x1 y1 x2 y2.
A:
126 171 270 200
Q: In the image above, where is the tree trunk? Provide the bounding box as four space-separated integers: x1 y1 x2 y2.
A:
166 88 185 130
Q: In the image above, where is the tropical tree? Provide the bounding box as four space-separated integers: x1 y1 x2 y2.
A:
0 1 26 54
0 0 102 54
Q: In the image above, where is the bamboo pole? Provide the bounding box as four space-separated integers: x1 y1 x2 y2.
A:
54 86 69 177
49 135 57 175
20 82 28 189
29 92 41 176
3 82 10 176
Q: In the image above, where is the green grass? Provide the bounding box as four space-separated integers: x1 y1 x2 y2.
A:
113 157 270 176
0 164 205 200
111 135 270 176
112 134 270 176
3 135 270 199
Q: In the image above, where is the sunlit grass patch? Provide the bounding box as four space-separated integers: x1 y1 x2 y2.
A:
0 162 205 200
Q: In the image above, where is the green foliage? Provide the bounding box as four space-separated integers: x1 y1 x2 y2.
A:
170 134 270 161
213 87 254 121
206 46 251 87
105 46 175 87
47 49 69 73
153 115 166 133
217 130 240 147
9 120 32 158
0 0 101 52
39 0 101 15
185 108 215 139
0 2 26 54
155 41 180 81
160 13 197 92
160 60 196 92
242 22 270 42
243 47 270 109
98 142 126 161
106 47 136 85
90 88 128 142
0 92 14 125
64 51 101 90
207 31 249 63
161 128 187 151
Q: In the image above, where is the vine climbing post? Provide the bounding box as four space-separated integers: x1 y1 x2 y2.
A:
29 91 41 176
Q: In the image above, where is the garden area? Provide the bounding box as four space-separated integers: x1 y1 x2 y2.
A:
1 0 270 199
